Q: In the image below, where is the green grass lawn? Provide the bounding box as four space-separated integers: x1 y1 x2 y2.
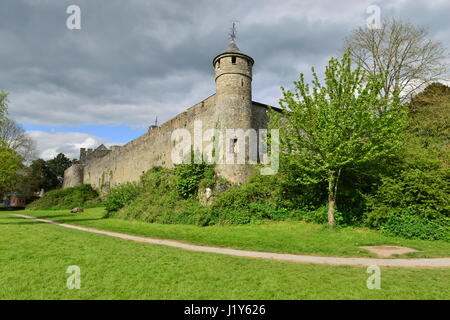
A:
10 207 450 259
1 212 450 299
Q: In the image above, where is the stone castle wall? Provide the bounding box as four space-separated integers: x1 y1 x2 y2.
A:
62 164 85 189
82 94 219 193
63 41 277 192
63 99 273 192
80 146 111 165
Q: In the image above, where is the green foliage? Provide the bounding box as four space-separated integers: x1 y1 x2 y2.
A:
408 86 449 167
0 141 22 194
294 205 345 225
107 169 293 226
204 178 291 225
46 153 73 186
99 80 448 239
27 159 57 192
19 154 74 197
174 161 214 198
380 212 450 241
269 51 408 226
27 184 99 210
275 163 327 210
365 168 449 227
363 89 449 228
107 167 209 225
104 182 142 213
139 166 174 190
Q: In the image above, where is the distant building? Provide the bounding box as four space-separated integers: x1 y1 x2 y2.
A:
3 193 26 207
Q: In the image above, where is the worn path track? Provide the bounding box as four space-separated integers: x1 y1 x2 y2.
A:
11 214 450 268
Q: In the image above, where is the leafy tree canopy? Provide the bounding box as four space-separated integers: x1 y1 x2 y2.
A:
0 141 22 195
269 52 408 227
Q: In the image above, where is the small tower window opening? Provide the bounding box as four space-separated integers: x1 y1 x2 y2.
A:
241 79 244 87
217 59 220 69
230 138 238 154
231 56 236 64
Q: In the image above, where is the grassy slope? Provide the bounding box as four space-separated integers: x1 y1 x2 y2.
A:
10 208 450 258
1 213 450 299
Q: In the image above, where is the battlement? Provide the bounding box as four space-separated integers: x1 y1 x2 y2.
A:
79 144 111 165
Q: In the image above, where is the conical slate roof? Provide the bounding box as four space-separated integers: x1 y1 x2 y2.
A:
212 40 254 66
224 41 242 53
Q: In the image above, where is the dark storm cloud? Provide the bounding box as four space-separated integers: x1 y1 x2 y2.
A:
0 0 449 128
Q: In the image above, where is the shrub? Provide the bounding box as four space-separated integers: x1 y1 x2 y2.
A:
365 168 450 227
211 180 274 210
174 162 214 198
293 205 346 225
107 167 211 225
205 179 292 225
28 184 99 210
104 182 142 213
380 212 450 241
141 166 175 191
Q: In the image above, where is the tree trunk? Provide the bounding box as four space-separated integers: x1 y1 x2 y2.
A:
327 169 340 228
327 196 335 228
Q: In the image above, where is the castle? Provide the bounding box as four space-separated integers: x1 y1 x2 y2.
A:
63 38 277 192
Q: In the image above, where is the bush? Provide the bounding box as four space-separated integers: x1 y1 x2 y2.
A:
108 169 299 226
110 169 352 227
380 212 450 241
107 167 210 225
104 182 142 213
291 205 348 225
365 168 450 227
205 179 292 225
174 162 214 198
28 184 99 210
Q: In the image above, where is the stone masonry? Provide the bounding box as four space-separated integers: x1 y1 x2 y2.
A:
63 40 278 192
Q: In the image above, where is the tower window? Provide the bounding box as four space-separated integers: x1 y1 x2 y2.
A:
231 56 236 64
217 59 220 69
230 138 238 154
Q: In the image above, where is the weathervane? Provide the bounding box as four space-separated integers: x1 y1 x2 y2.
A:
229 20 239 43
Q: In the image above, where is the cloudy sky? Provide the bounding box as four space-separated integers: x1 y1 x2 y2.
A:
1 0 449 159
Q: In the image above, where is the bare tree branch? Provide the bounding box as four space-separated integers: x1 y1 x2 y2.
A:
343 17 449 102
0 118 36 162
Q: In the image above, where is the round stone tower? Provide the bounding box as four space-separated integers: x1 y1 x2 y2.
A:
212 41 255 183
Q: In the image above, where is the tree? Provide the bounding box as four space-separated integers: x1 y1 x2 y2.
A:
0 91 7 120
269 52 408 227
27 159 57 192
0 92 8 135
364 85 450 229
0 118 36 162
410 82 450 112
25 154 73 193
47 153 73 185
0 141 22 196
343 18 448 102
0 91 36 162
